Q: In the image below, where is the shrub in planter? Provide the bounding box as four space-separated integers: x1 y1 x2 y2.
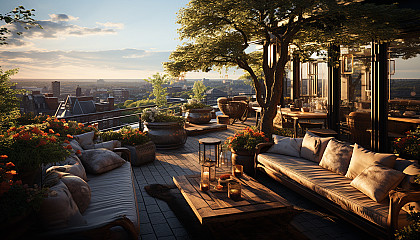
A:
394 127 420 160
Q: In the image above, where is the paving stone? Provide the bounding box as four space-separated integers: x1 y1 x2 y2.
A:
152 223 174 237
149 212 167 224
166 217 183 229
145 204 161 214
140 233 157 240
139 222 154 235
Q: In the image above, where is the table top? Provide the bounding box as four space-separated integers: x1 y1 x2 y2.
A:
388 117 420 124
281 109 327 119
198 137 222 145
173 174 292 224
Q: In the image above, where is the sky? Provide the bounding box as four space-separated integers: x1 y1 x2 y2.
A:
0 0 244 80
0 1 419 80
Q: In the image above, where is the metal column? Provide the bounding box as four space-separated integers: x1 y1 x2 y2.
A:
327 44 340 132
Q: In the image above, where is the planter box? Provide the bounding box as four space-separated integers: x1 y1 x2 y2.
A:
125 141 156 166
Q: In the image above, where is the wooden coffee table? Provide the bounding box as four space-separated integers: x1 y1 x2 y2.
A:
173 174 293 224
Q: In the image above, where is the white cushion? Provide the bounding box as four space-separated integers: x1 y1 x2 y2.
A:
319 139 353 176
74 131 95 150
267 135 303 158
80 149 126 174
300 131 333 163
350 164 404 202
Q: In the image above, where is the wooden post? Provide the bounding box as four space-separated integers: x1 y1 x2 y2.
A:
327 44 340 132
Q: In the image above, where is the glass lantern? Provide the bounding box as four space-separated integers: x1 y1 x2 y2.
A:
201 161 216 182
219 144 231 168
199 138 221 167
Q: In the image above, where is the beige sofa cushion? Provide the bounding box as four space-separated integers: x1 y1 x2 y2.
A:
300 131 333 163
60 174 91 213
80 149 126 174
345 144 397 179
94 140 121 150
47 161 87 181
267 135 303 158
351 164 405 202
319 139 353 176
74 131 95 150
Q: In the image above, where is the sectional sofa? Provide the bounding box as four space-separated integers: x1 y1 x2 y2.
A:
255 131 420 239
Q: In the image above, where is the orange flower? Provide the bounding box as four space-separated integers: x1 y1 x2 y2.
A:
5 162 14 167
6 170 17 175
67 134 73 139
0 155 8 160
65 145 73 149
12 133 19 139
7 127 17 133
76 150 82 155
49 129 55 134
56 133 60 136
64 140 70 144
78 123 85 128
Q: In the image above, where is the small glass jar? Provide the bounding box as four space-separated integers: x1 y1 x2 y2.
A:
200 178 210 191
228 180 241 201
232 164 243 178
201 161 216 182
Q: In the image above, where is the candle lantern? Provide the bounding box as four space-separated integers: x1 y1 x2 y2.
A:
201 161 216 182
228 180 241 201
199 138 221 167
232 164 243 178
219 144 231 168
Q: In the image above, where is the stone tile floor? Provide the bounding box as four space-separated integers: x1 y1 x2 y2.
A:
132 119 370 240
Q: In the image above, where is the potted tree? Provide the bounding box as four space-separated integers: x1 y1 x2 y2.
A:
100 126 156 166
183 80 213 124
141 107 187 149
225 127 269 175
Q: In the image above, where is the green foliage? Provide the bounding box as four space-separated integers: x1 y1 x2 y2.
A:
141 107 185 126
145 73 169 107
0 6 41 45
100 127 150 146
395 209 420 240
273 128 295 138
182 102 210 110
394 127 420 160
0 69 25 125
191 80 207 101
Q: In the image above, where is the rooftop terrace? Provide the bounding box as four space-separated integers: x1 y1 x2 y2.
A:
133 118 370 240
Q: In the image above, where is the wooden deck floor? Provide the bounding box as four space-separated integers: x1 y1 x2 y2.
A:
132 118 369 240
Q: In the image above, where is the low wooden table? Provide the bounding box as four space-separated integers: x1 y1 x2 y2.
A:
173 174 293 225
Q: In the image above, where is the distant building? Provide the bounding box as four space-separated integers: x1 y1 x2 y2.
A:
20 93 58 116
76 85 82 97
52 81 60 98
205 88 227 105
97 79 105 86
113 88 129 103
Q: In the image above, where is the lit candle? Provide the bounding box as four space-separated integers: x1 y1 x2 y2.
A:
202 171 210 182
200 182 209 191
228 188 241 200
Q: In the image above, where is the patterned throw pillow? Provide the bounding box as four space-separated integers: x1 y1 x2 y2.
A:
350 164 404 202
319 139 353 175
80 148 126 174
345 143 397 179
267 135 303 158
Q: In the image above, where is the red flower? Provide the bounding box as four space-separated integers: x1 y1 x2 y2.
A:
64 140 70 144
49 129 55 134
67 134 73 139
56 133 60 136
36 140 47 147
0 155 8 160
5 162 15 167
65 145 73 149
76 150 82 155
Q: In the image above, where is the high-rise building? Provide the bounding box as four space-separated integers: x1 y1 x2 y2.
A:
76 85 82 97
52 81 60 98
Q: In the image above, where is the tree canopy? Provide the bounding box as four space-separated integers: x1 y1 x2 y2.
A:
164 0 419 135
145 73 169 107
0 6 40 45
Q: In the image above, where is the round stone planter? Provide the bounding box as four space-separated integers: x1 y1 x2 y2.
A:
143 122 187 149
185 108 213 124
231 149 255 176
125 141 156 166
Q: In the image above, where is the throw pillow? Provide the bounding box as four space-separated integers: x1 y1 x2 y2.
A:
74 131 95 150
39 181 86 229
267 135 303 158
47 161 88 181
80 148 126 174
94 140 121 150
319 139 353 175
69 140 84 157
345 143 397 179
300 131 333 163
350 164 404 202
60 173 91 213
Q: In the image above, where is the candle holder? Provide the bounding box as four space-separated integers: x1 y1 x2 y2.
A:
232 164 243 178
201 161 216 182
219 144 231 168
228 180 241 201
200 178 210 191
199 138 221 167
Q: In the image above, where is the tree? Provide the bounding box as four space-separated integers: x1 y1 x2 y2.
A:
1 6 40 45
190 80 207 101
0 69 25 123
145 73 169 107
164 0 417 136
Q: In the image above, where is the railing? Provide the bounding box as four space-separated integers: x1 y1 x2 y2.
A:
57 102 183 132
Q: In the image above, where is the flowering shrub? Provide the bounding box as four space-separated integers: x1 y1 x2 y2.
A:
101 127 151 146
43 116 97 137
225 127 269 152
141 107 185 126
0 125 71 172
0 156 47 223
393 127 420 160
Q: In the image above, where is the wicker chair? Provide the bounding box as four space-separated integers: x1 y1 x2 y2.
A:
217 97 249 124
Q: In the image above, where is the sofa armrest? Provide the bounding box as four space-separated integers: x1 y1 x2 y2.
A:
255 142 274 155
113 147 131 163
388 190 420 233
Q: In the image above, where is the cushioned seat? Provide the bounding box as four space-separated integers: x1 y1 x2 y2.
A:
257 153 408 228
43 162 140 236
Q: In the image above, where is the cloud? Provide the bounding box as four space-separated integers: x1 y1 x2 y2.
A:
1 14 123 47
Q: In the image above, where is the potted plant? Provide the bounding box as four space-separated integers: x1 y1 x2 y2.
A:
394 127 420 161
183 81 213 124
225 127 269 175
0 125 71 184
141 107 187 149
101 127 156 166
